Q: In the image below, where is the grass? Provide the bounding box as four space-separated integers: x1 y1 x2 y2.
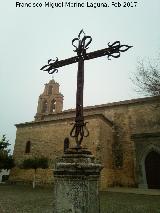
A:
0 184 53 213
0 184 160 213
100 191 160 213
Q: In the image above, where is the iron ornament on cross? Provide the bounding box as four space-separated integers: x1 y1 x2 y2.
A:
41 30 132 149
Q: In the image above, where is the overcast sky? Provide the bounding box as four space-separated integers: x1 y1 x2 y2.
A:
0 0 160 151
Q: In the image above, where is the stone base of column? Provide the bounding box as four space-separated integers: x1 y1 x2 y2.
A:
53 148 103 213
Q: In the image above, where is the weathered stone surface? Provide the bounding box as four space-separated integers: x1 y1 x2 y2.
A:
53 150 102 213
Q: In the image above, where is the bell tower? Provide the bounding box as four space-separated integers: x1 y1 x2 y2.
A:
35 79 63 121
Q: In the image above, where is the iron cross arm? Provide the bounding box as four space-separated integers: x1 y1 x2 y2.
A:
40 41 132 74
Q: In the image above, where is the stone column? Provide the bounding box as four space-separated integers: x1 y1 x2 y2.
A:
53 149 103 213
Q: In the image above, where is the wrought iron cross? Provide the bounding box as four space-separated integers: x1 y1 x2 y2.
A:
41 30 132 149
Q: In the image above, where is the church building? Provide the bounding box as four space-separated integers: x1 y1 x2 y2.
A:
10 79 160 190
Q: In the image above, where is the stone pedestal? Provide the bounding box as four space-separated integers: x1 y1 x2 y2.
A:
53 149 103 213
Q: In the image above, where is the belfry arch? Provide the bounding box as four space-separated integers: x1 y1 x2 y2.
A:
50 99 56 112
42 100 48 113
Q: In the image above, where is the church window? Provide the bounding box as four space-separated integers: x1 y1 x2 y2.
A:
42 100 48 113
64 137 69 153
25 141 31 153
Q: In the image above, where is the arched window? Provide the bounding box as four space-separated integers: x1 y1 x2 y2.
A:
25 141 31 153
50 99 56 112
42 100 48 113
64 137 69 153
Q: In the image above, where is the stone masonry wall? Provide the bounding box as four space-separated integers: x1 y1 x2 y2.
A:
10 96 160 189
10 115 105 185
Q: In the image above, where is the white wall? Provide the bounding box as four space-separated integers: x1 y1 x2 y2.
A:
0 170 10 182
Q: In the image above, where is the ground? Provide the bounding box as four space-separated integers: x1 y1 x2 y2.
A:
0 184 160 213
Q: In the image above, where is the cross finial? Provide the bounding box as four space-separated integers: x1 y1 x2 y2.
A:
72 30 92 57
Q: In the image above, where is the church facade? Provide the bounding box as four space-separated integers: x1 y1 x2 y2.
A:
10 80 160 190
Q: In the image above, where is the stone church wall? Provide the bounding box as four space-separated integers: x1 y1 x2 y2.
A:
10 115 112 188
10 96 160 190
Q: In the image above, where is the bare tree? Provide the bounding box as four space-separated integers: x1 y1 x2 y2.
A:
132 56 160 96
